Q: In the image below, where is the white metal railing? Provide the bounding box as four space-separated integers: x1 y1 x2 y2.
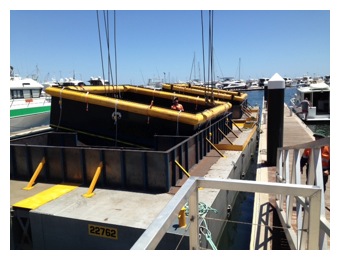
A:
131 177 322 250
275 136 330 249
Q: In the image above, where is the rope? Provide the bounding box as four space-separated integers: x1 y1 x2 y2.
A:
147 99 153 124
184 202 218 217
200 219 218 250
114 99 118 146
176 110 182 135
184 202 218 250
85 92 89 111
57 87 65 130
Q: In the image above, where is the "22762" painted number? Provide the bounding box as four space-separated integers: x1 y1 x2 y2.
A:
88 224 118 240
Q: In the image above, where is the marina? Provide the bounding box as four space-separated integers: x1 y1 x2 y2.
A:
8 10 331 252
10 84 260 249
10 76 330 250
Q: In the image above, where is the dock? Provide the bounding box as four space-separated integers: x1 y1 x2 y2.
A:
251 103 330 249
10 101 330 250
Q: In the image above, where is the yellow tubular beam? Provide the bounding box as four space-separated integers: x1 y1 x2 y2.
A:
205 138 226 158
83 161 103 198
231 119 243 132
245 106 253 115
23 157 46 190
241 107 252 118
225 123 239 138
162 83 248 103
175 160 190 178
218 128 233 145
45 87 232 127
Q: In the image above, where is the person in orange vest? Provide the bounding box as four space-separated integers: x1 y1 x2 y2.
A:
300 129 330 191
171 97 184 111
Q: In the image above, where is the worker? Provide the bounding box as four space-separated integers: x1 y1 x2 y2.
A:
171 97 184 111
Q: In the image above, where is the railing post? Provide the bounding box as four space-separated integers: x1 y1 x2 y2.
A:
189 187 200 250
307 189 322 249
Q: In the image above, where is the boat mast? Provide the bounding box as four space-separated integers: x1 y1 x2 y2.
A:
238 57 241 81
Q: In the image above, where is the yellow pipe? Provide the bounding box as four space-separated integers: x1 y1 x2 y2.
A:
218 128 233 145
23 157 46 190
205 138 226 158
241 107 252 118
162 83 248 102
175 160 190 178
178 207 187 228
83 161 103 198
174 161 203 190
225 123 239 138
52 84 230 107
63 84 248 104
63 85 126 94
45 87 232 127
230 119 243 132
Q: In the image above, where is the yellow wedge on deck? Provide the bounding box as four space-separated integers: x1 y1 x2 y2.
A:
12 184 78 210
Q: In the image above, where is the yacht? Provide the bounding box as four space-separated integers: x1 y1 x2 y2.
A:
143 78 163 90
10 66 51 133
283 77 293 87
290 80 330 123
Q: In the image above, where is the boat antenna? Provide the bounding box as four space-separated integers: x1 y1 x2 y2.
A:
239 57 241 81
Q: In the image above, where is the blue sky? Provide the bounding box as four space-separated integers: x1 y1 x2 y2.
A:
10 9 330 85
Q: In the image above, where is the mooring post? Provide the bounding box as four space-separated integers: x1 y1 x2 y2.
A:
267 73 285 166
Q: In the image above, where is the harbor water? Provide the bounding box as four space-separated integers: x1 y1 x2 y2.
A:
217 86 329 250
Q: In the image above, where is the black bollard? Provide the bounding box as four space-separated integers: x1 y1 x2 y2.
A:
263 85 268 109
264 85 268 101
267 73 285 166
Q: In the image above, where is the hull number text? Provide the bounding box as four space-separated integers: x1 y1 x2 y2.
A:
88 224 118 240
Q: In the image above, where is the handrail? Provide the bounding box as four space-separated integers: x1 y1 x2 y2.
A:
275 137 330 249
131 177 322 250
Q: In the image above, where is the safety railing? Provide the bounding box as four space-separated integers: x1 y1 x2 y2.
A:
130 177 322 250
275 136 330 249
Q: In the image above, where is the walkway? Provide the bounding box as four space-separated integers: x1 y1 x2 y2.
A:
252 103 330 249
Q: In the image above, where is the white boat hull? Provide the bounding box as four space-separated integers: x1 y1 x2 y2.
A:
11 112 50 133
10 98 51 133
